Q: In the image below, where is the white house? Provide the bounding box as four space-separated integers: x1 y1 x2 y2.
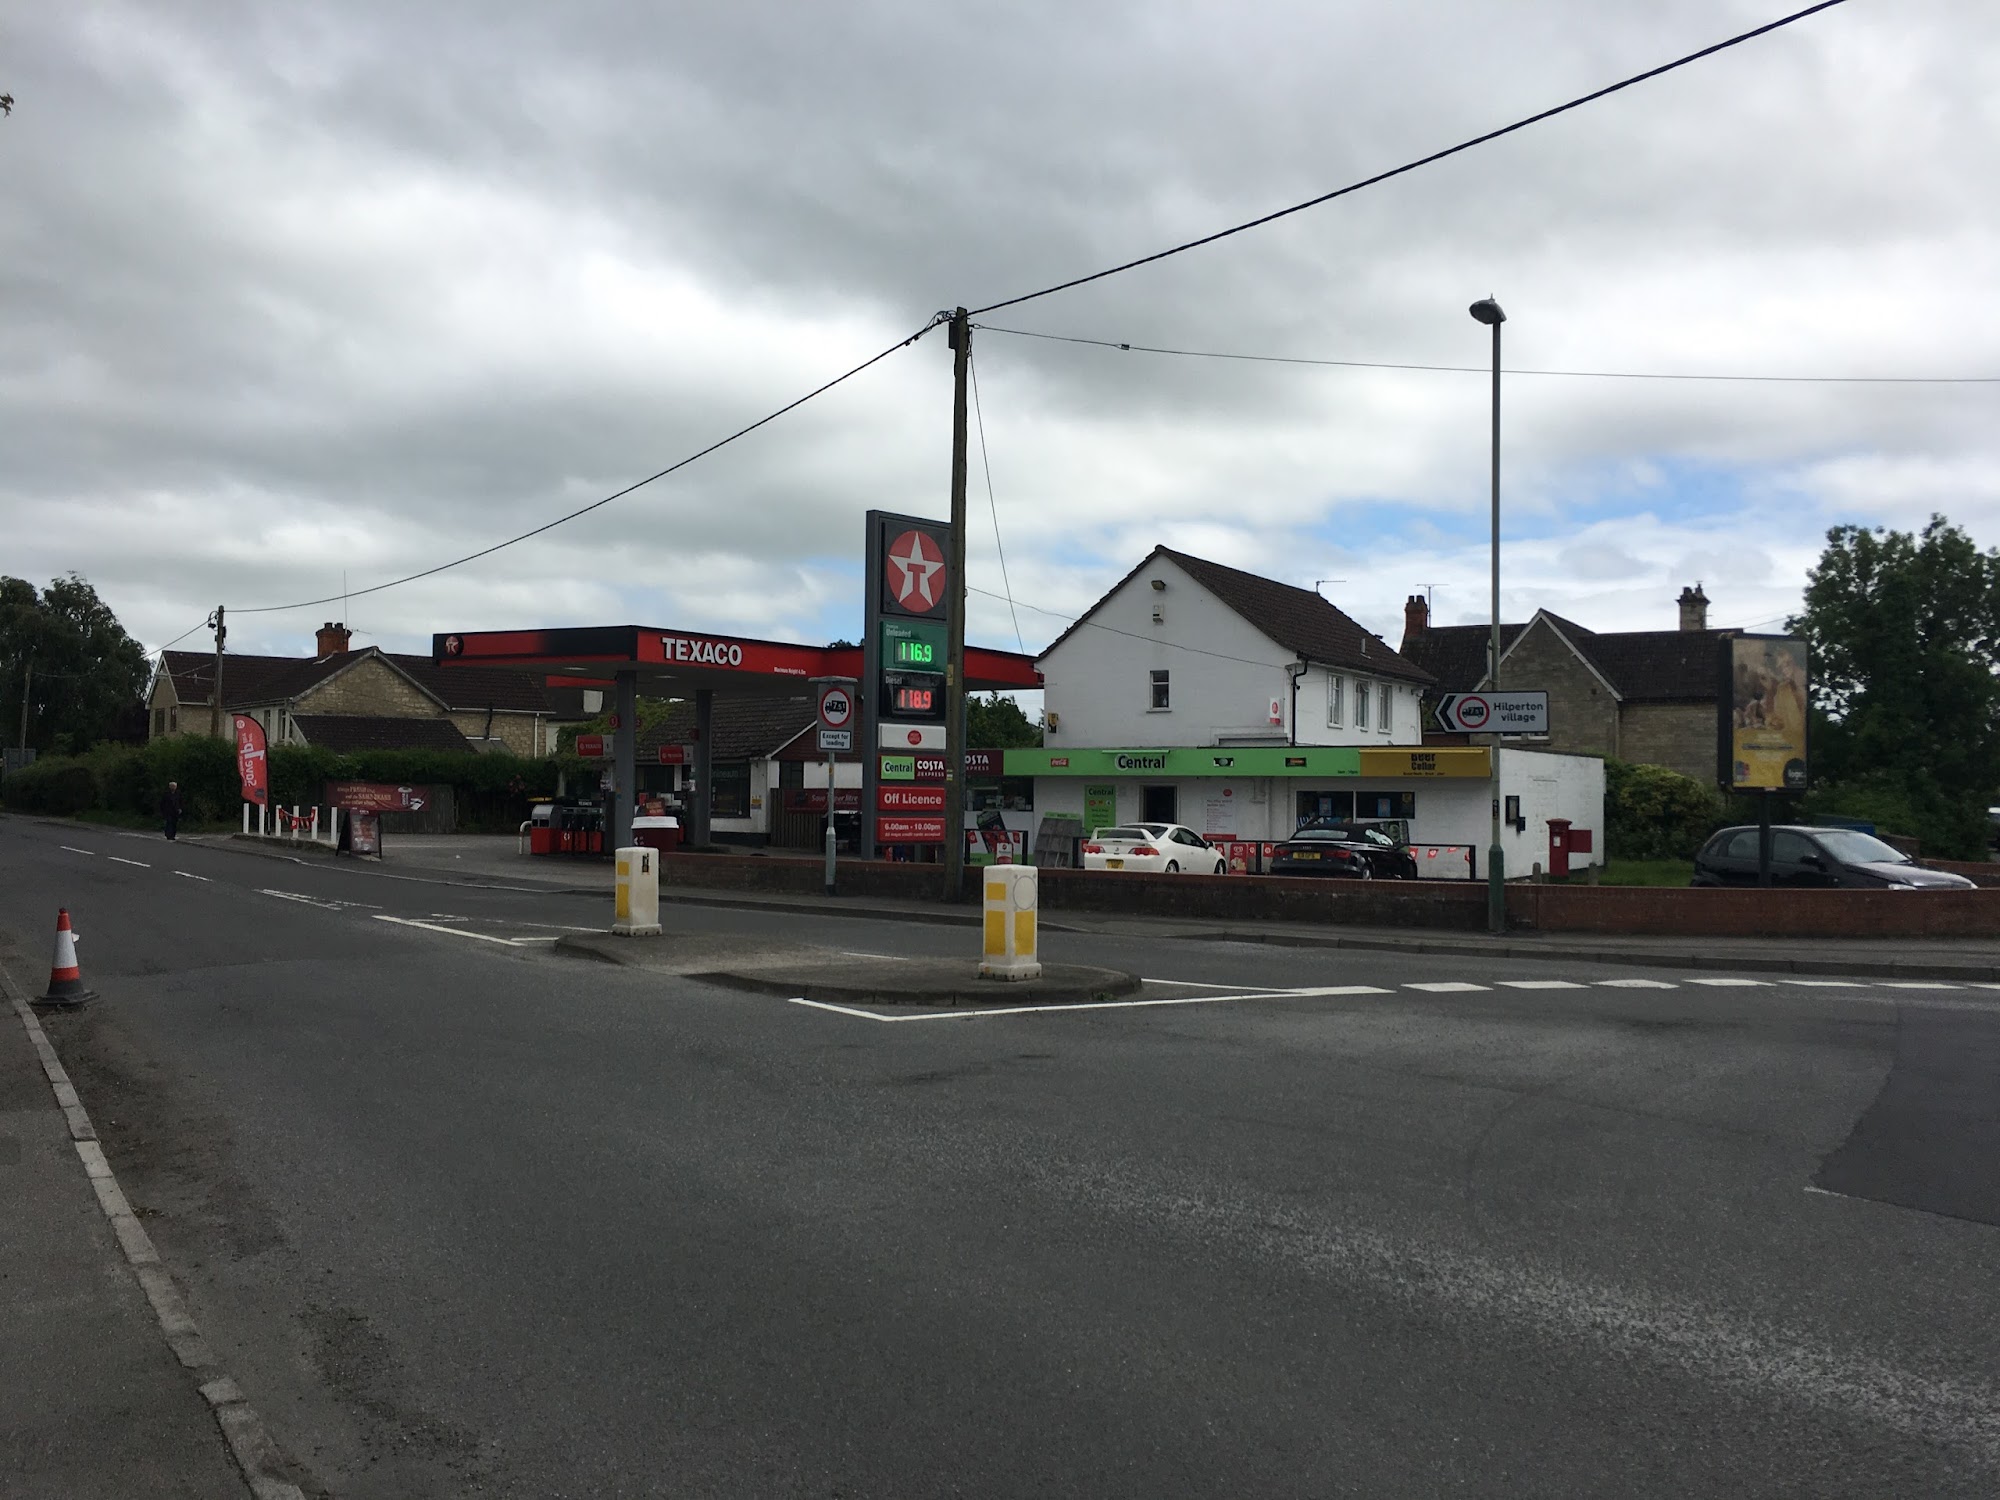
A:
1020 547 1603 875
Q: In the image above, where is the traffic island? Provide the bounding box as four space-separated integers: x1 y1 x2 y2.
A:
555 932 1138 1007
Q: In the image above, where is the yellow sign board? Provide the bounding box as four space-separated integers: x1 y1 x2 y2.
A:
1357 748 1491 779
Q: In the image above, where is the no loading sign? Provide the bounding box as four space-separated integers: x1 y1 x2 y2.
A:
818 683 855 731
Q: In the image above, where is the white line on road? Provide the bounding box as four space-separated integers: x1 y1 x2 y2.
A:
789 984 1393 1025
174 871 210 882
106 855 151 868
1596 978 1679 989
59 845 94 855
1878 980 1963 990
840 951 911 961
1405 981 1489 993
258 889 345 910
1778 978 1869 987
1139 977 1262 990
1686 977 1771 987
1494 979 1587 989
372 914 541 947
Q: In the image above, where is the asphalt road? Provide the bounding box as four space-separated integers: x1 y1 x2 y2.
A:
3 814 1997 1498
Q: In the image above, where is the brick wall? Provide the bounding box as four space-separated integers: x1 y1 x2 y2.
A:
654 852 2000 938
1617 702 1715 782
297 657 442 718
1494 619 1620 760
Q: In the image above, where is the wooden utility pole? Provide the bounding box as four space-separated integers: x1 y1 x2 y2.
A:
208 605 226 738
942 308 971 901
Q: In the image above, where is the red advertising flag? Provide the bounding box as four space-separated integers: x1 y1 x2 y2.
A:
231 715 268 806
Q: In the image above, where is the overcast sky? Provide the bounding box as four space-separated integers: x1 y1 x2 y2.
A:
5 0 1997 672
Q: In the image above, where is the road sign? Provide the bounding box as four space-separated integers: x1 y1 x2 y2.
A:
817 682 856 731
1434 691 1549 735
816 728 852 752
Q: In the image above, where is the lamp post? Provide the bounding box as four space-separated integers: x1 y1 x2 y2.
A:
1469 296 1506 934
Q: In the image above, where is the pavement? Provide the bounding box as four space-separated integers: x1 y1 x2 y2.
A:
6 811 2000 1497
213 828 2000 981
0 928 271 1498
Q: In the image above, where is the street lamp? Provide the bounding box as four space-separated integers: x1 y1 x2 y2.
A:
1469 297 1506 934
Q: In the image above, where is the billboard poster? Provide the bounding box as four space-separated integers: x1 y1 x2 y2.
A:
1720 636 1809 791
231 714 268 805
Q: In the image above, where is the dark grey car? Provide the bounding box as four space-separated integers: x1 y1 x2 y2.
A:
1690 825 1976 889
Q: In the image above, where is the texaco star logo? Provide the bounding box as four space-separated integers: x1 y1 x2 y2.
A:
885 530 945 612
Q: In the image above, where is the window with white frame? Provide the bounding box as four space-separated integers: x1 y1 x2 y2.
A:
1149 669 1170 710
1379 683 1392 734
1326 673 1343 727
1354 679 1370 729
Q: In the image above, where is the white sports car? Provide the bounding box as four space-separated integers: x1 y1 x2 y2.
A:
1081 823 1228 875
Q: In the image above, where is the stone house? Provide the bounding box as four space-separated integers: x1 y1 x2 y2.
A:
150 622 558 756
1399 585 1731 783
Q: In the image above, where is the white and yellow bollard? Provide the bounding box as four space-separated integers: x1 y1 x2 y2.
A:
613 846 662 936
979 864 1041 981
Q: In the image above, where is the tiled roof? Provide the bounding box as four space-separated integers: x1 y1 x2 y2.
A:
636 697 819 761
292 715 476 753
160 647 550 716
1405 615 1731 702
391 655 550 714
1039 546 1434 686
1397 624 1526 697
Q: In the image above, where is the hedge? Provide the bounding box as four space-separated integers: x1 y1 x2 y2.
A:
1 738 564 833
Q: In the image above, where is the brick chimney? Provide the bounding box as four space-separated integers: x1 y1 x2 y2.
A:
1677 585 1709 633
1401 593 1429 652
316 621 352 658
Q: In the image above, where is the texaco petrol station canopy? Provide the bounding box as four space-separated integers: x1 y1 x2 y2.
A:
431 624 1040 696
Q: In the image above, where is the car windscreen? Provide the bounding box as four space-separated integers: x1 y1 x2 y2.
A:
1810 828 1912 866
1094 828 1150 842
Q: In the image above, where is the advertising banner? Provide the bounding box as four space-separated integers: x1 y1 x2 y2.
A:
877 815 946 844
879 786 947 812
1083 785 1117 833
231 714 268 806
1720 636 1809 791
781 789 860 813
325 782 429 813
574 733 608 759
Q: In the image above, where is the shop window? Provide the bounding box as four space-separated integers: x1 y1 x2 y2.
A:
970 776 1036 812
1378 684 1392 734
1354 681 1370 729
711 760 752 818
1297 790 1355 826
1142 785 1177 823
1149 669 1170 710
1353 790 1417 821
1326 674 1343 727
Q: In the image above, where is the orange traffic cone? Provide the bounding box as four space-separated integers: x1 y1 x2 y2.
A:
34 908 96 1010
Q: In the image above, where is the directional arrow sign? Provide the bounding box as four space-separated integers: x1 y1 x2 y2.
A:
1436 691 1549 735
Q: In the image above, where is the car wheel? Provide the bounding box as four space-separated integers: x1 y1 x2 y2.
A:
1354 863 1371 880
1213 858 1227 875
1165 860 1179 874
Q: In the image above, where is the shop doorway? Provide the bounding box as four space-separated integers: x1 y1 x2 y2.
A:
1142 785 1178 824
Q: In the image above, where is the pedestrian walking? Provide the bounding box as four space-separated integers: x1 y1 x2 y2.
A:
162 781 181 841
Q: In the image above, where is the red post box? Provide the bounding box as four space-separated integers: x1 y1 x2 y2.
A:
1547 818 1572 879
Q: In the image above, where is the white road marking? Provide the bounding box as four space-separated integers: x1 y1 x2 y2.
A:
790 984 1393 1025
840 951 911 961
1494 979 1587 989
1686 977 1771 987
1596 978 1679 989
59 845 94 855
1139 977 1267 990
258 889 345 911
1405 981 1489 993
106 855 151 868
1779 978 1870 987
372 914 540 947
173 870 211 882
1879 980 1962 990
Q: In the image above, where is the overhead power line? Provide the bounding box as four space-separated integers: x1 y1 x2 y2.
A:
233 316 946 617
967 0 1852 318
975 324 2000 385
967 353 1025 653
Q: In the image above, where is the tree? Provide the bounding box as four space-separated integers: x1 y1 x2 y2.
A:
966 692 1041 748
0 575 151 753
1788 516 2000 856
